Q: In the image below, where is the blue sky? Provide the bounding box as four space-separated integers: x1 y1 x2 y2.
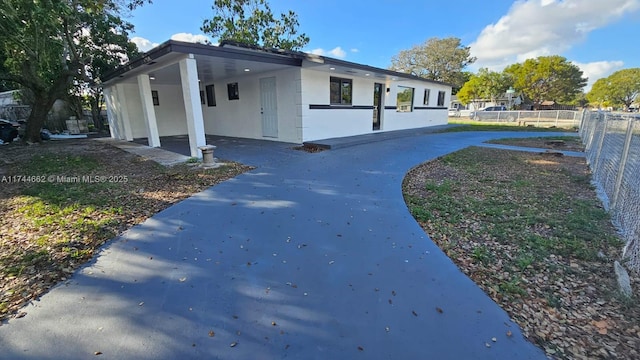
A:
129 0 640 90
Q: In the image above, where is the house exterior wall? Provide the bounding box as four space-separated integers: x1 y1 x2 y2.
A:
300 68 449 142
384 82 449 132
115 83 189 139
201 67 302 143
299 68 373 141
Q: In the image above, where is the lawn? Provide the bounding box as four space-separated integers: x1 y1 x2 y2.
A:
403 139 639 359
0 139 252 320
445 119 579 132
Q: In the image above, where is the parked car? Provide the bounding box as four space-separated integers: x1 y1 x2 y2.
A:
0 119 19 143
469 106 507 119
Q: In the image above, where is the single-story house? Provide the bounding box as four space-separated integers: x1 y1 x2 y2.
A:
449 93 524 114
102 40 452 157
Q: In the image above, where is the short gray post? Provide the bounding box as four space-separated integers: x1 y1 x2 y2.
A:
198 145 217 166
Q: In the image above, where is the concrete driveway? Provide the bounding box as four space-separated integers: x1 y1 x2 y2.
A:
0 130 564 359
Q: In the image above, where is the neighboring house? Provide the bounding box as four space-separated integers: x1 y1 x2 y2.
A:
101 40 452 157
0 90 21 106
449 93 523 112
0 89 69 123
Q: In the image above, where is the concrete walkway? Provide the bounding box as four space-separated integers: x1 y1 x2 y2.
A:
0 130 575 359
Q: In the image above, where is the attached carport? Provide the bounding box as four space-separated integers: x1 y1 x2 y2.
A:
101 40 303 157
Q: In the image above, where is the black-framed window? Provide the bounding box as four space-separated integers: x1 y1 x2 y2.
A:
206 84 216 106
227 82 239 100
330 77 352 105
437 91 446 107
151 90 159 106
200 90 205 105
396 86 414 112
423 89 430 105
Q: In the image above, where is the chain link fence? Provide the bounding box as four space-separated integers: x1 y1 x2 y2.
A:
580 111 640 274
455 110 581 128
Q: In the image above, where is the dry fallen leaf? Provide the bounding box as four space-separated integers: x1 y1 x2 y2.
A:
94 351 102 355
230 341 238 347
358 346 364 351
412 310 418 317
179 277 187 282
271 321 277 326
506 330 512 337
436 307 443 314
593 320 610 335
208 330 215 337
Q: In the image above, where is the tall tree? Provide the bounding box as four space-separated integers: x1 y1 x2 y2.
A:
587 68 640 110
504 56 587 109
0 0 149 143
389 37 476 92
456 75 484 111
457 68 511 109
201 0 309 50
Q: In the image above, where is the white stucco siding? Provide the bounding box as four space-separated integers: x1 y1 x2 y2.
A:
383 81 449 131
300 68 375 141
115 83 189 139
151 84 188 137
300 68 450 142
202 67 302 143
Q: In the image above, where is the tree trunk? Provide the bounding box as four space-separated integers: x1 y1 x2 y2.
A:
24 95 57 143
90 94 104 132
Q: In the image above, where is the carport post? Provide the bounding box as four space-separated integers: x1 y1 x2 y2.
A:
137 74 161 147
114 84 134 141
179 55 207 158
103 87 120 139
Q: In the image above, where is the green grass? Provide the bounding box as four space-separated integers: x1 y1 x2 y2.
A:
443 120 574 133
404 146 621 286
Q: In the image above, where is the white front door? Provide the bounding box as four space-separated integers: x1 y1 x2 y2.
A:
260 77 278 138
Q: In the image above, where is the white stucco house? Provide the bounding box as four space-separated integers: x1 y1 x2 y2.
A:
102 40 452 157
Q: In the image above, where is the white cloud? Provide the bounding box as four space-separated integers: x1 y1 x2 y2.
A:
470 0 640 69
350 48 359 53
131 37 159 52
573 60 625 91
170 33 212 45
309 46 347 59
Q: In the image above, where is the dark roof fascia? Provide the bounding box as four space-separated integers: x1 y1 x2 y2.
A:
102 40 303 83
318 57 454 87
217 40 454 88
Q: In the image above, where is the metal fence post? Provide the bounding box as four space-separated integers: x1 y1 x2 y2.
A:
592 112 608 172
611 119 636 210
555 110 560 127
537 111 541 127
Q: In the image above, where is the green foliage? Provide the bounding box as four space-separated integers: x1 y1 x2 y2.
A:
0 0 149 142
457 68 511 106
504 56 587 107
586 68 640 109
201 0 309 50
389 37 476 91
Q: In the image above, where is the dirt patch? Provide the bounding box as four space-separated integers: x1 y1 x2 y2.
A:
487 136 585 152
0 139 252 321
403 146 639 359
293 143 327 153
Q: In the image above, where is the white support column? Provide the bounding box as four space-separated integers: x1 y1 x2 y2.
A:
179 55 207 158
115 83 134 141
137 74 161 147
103 86 120 139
